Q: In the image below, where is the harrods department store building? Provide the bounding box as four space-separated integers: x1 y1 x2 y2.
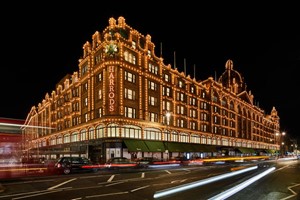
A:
22 16 281 163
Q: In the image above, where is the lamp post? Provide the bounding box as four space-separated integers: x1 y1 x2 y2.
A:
165 112 171 161
275 132 285 157
281 132 286 156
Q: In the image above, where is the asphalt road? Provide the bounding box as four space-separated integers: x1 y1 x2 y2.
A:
0 159 299 200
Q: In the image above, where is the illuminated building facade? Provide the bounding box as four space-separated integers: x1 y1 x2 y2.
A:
23 16 280 163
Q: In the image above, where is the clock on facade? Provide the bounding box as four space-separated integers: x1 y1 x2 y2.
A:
105 43 118 56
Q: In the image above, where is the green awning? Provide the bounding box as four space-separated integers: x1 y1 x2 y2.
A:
144 141 165 152
165 142 185 152
184 143 197 152
238 147 255 154
191 144 208 152
124 139 149 152
204 145 217 152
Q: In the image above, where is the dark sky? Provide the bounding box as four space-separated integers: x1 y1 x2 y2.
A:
2 2 299 142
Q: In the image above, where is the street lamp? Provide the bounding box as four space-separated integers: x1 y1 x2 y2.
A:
275 132 286 156
281 132 286 156
165 112 171 160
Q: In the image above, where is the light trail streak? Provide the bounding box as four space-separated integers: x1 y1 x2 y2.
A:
153 166 257 198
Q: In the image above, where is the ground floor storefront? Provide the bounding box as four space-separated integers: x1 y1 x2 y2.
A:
25 138 273 164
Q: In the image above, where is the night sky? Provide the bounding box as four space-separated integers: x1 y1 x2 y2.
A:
2 2 299 142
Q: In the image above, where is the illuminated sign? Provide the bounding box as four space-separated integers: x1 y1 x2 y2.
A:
108 66 115 112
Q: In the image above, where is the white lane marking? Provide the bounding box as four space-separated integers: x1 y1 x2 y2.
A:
131 185 150 192
107 175 115 182
12 189 61 200
86 191 128 198
165 170 171 174
48 178 77 190
106 181 125 187
280 183 300 200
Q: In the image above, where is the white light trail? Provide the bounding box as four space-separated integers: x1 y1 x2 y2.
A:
0 122 55 129
153 166 257 198
208 167 275 200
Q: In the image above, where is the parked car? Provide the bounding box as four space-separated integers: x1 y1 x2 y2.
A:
54 156 97 175
104 157 138 169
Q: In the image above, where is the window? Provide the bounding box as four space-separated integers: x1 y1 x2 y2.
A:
164 74 169 82
190 109 196 118
64 134 70 143
72 88 79 97
190 122 196 130
179 133 188 143
148 63 158 75
178 80 183 88
84 97 88 106
97 73 102 82
163 101 171 111
81 64 88 76
177 119 184 127
149 96 157 106
230 102 234 110
125 88 135 100
98 89 102 100
176 105 184 115
149 112 158 122
214 116 219 123
132 41 136 49
214 106 219 113
200 112 207 121
176 92 185 101
84 113 89 122
89 128 95 140
222 99 226 106
190 86 195 93
124 51 136 64
200 124 207 132
125 107 136 118
214 126 218 134
80 130 87 141
97 108 102 118
122 127 141 139
95 54 101 65
147 50 151 57
163 86 171 96
189 97 196 106
125 71 136 83
200 102 207 110
145 129 161 140
213 95 218 103
149 81 157 91
96 126 104 138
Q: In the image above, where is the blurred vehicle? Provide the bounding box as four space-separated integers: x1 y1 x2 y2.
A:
135 157 161 168
54 156 97 175
104 157 138 169
181 158 204 166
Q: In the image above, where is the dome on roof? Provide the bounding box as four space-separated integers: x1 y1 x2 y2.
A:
218 59 246 94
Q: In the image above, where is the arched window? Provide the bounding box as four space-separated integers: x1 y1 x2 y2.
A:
89 128 95 140
96 125 105 138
